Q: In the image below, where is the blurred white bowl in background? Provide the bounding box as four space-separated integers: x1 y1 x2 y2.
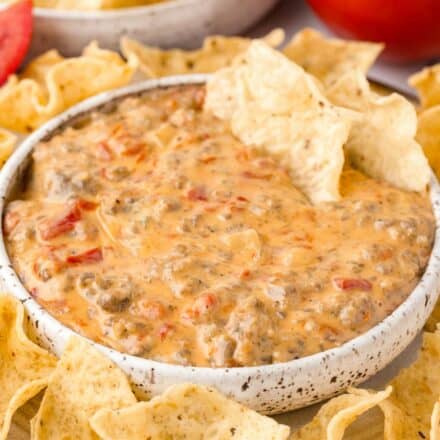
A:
30 0 280 57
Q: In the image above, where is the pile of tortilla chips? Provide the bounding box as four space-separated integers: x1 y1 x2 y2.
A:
1 290 440 439
0 41 136 133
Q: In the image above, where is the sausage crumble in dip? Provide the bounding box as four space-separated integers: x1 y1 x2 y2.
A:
4 85 435 367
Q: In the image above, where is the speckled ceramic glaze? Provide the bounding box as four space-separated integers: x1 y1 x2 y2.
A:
0 75 439 415
30 0 280 57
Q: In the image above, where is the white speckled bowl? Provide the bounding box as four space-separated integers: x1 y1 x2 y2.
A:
0 75 439 415
30 0 280 57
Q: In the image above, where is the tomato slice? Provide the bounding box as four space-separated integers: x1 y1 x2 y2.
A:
66 248 103 265
0 0 33 85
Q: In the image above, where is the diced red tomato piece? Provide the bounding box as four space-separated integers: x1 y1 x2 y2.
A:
186 186 208 201
239 269 251 280
236 196 249 202
66 247 103 265
39 204 82 240
39 199 98 240
158 323 174 340
181 293 218 322
0 0 33 85
121 142 145 156
76 199 98 211
333 277 372 291
3 211 20 235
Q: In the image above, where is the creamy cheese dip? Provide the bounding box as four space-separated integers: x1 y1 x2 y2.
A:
4 85 435 367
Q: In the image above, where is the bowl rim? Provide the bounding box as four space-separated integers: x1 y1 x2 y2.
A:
33 0 201 19
0 74 439 379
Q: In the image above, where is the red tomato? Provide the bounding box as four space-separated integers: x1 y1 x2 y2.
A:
307 0 440 61
0 0 33 85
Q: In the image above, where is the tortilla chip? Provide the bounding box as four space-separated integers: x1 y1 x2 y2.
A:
0 41 135 133
0 128 17 165
348 332 440 439
120 28 285 78
383 332 440 439
327 70 430 192
416 106 440 180
409 64 440 110
31 336 136 440
283 28 383 87
205 41 354 204
90 383 290 440
0 293 56 440
431 401 440 440
426 298 440 332
290 387 392 439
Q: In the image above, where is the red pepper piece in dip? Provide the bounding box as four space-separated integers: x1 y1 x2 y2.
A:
66 248 103 264
333 277 372 291
39 204 82 240
39 199 97 240
76 199 98 211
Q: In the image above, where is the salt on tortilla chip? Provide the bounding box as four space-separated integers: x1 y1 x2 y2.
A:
90 383 290 440
31 336 136 440
290 387 392 439
0 293 57 440
409 64 440 110
0 41 135 133
327 70 430 192
205 41 354 204
0 128 17 165
283 28 383 87
120 28 285 78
